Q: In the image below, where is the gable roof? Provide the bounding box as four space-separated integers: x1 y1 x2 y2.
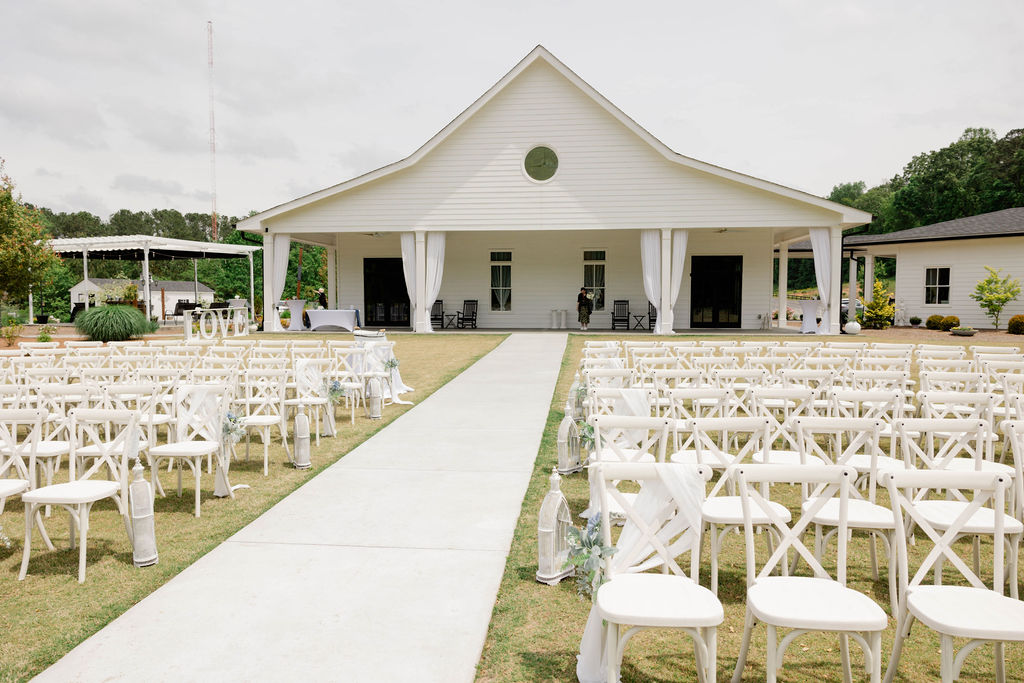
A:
845 207 1024 246
239 46 870 232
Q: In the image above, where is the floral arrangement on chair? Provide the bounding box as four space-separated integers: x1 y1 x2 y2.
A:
323 379 347 405
564 513 617 599
222 412 245 444
383 357 400 371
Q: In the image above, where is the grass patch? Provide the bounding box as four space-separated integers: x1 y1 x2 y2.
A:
477 332 1024 682
0 332 505 681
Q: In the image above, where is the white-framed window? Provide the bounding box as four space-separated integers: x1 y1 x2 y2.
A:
490 250 512 311
583 250 606 311
924 266 951 305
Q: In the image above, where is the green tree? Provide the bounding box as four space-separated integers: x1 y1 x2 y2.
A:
860 280 895 330
0 160 60 310
970 266 1021 330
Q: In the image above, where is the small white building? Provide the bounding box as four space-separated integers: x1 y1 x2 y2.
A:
239 46 870 333
69 279 215 318
848 208 1024 329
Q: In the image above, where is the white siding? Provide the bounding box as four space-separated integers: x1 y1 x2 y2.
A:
892 237 1024 329
270 61 840 234
338 228 772 329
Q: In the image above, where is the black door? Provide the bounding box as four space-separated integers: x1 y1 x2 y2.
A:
690 255 742 328
363 258 410 327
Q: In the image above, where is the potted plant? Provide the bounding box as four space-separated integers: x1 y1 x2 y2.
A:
950 326 977 337
909 316 922 328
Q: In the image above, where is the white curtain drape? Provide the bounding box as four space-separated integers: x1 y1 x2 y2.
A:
657 229 689 333
640 230 661 328
271 235 291 331
808 227 832 334
400 233 416 307
424 232 445 332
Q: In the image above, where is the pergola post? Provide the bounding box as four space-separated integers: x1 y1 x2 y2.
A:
334 234 344 310
193 259 199 304
414 231 427 332
777 243 788 328
847 252 857 313
247 253 255 322
829 226 843 335
864 254 875 302
326 246 337 309
142 246 152 320
83 249 90 309
262 230 277 331
28 285 34 322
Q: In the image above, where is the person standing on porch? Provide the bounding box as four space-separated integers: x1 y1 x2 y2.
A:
577 287 592 331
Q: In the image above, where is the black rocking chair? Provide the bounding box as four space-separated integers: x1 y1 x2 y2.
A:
648 302 657 331
456 300 478 329
611 300 630 330
430 299 444 329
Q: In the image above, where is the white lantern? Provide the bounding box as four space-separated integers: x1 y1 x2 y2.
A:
536 468 574 586
293 411 312 469
556 416 583 474
128 459 158 567
567 372 584 421
366 376 384 420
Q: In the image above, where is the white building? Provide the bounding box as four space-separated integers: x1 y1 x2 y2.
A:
69 279 215 318
848 207 1024 329
239 46 870 333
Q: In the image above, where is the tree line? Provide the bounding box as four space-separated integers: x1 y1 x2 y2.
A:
785 127 1024 291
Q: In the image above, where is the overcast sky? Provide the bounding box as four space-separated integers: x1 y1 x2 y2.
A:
2 0 1021 221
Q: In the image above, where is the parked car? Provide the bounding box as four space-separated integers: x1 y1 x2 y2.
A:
840 298 864 316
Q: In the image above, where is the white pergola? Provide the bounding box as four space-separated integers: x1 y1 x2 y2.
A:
47 235 261 319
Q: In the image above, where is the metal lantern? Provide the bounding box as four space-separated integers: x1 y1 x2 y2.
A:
536 468 574 586
293 411 312 469
567 372 584 421
128 459 158 567
366 376 384 420
556 415 583 475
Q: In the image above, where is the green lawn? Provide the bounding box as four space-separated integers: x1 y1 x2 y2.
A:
0 333 505 681
477 332 1024 682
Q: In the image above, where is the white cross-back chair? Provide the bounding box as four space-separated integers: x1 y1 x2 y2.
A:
749 387 824 465
917 391 1005 466
582 368 637 392
918 358 974 374
795 416 900 614
329 346 368 423
103 383 169 449
77 366 128 387
882 469 1024 683
828 388 906 461
148 384 227 517
731 463 887 683
858 356 911 373
585 388 653 421
0 384 23 409
0 409 42 533
919 371 991 393
285 358 335 445
584 415 672 521
238 369 291 475
19 409 139 583
593 462 721 683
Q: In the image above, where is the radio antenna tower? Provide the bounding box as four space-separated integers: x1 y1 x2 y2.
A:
207 20 218 241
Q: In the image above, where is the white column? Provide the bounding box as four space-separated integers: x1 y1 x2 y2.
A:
864 254 875 302
83 250 90 309
848 253 857 310
247 253 255 322
334 234 344 309
829 226 843 335
414 230 427 332
659 228 672 334
262 229 277 331
777 243 789 329
326 246 337 309
142 247 152 319
28 286 34 322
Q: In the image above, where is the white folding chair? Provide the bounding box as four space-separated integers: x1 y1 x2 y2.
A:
731 463 886 683
238 369 291 475
882 469 1024 683
593 462 721 683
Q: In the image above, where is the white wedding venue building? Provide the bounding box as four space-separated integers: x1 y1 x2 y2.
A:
239 46 871 334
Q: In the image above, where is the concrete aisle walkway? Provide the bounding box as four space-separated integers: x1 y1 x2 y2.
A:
37 333 567 683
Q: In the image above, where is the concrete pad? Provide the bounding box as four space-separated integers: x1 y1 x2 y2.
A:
37 333 567 682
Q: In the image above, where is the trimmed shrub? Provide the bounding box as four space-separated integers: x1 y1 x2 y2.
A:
909 316 922 326
75 305 151 342
939 315 960 331
1008 314 1024 335
926 314 944 330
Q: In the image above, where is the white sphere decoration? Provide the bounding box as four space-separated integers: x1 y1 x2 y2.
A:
844 321 862 335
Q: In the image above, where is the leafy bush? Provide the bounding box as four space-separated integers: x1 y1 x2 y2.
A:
860 280 895 329
926 315 944 330
74 305 151 342
970 266 1021 329
1 322 22 346
909 316 922 325
1008 315 1024 335
939 315 960 331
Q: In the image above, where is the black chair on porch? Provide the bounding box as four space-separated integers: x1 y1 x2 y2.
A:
648 302 657 331
430 300 444 329
611 300 630 330
456 300 478 329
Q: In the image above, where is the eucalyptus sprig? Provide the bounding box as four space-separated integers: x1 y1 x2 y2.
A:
564 514 617 600
578 422 595 452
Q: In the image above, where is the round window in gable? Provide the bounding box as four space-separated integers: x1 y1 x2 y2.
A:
524 146 558 182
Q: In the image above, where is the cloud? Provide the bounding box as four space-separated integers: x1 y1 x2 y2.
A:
112 174 186 196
